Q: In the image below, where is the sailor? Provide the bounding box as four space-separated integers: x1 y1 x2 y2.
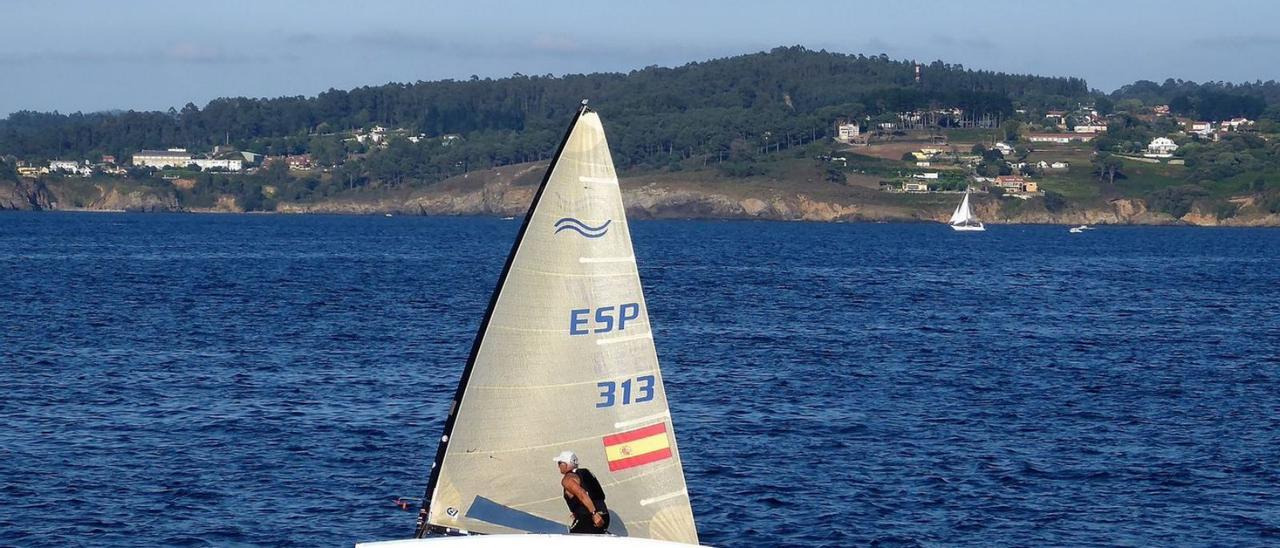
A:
554 450 610 534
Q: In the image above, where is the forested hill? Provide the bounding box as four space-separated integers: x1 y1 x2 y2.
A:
0 46 1088 169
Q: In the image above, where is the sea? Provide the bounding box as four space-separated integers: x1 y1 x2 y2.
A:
2 212 1278 547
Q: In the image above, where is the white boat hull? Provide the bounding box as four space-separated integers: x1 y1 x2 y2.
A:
950 223 985 232
357 534 698 547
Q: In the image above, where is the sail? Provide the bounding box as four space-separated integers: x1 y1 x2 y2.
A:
949 192 972 225
418 105 698 544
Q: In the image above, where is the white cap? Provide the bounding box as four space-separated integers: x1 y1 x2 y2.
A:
552 450 578 467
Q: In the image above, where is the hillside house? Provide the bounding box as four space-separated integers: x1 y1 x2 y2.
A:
1026 133 1094 144
903 181 929 192
995 175 1038 192
286 154 312 170
1187 121 1214 137
1145 137 1179 157
835 122 861 142
192 159 242 171
17 166 44 178
1220 118 1254 131
134 149 194 169
49 160 91 176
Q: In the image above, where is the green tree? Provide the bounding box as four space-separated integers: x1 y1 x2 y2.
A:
0 158 17 180
1043 190 1068 212
309 135 345 167
1001 120 1022 142
1092 153 1124 184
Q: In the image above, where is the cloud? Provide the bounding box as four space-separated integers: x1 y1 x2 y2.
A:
933 35 998 51
0 43 263 66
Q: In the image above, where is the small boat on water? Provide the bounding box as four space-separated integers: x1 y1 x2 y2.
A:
949 191 985 232
358 101 699 547
1069 224 1092 233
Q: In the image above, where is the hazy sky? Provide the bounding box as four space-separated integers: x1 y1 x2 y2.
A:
3 0 1280 116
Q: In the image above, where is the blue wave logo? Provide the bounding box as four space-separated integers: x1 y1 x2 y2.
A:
554 217 611 238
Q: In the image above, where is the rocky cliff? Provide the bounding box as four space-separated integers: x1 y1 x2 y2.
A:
86 186 181 212
0 179 57 210
13 169 1280 226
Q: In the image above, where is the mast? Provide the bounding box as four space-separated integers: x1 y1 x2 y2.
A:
411 100 697 543
415 102 590 538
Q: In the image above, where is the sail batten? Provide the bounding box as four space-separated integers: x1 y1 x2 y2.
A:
417 105 698 544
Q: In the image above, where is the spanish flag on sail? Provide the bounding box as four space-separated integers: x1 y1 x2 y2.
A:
603 423 672 471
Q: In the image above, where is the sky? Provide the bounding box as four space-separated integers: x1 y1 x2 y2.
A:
4 0 1280 116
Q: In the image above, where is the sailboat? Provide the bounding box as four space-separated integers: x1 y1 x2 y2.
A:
949 190 985 231
358 102 699 547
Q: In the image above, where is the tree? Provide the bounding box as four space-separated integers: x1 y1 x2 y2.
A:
1043 190 1068 212
1014 145 1030 162
1092 153 1124 184
310 135 344 167
0 158 17 180
825 167 846 183
1094 96 1114 116
1001 120 1021 142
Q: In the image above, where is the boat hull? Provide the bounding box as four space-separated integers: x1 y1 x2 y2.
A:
357 534 698 547
950 223 985 232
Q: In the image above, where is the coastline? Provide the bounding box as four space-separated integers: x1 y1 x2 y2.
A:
5 167 1279 227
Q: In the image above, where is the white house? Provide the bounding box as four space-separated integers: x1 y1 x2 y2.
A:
913 172 939 179
133 149 242 171
1074 124 1108 134
835 122 861 142
49 160 92 176
133 149 194 169
903 181 929 192
192 158 243 172
1026 133 1095 144
1146 137 1179 157
1220 118 1254 131
993 142 1015 156
1188 121 1214 137
1050 161 1070 169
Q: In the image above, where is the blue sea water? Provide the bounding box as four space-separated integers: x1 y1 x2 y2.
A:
1 212 1278 547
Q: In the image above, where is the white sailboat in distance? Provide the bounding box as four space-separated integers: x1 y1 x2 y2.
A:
949 190 985 232
357 102 699 547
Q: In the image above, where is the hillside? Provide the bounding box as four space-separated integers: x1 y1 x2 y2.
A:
4 46 1280 224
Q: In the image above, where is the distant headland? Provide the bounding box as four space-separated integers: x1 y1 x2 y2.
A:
3 47 1280 226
